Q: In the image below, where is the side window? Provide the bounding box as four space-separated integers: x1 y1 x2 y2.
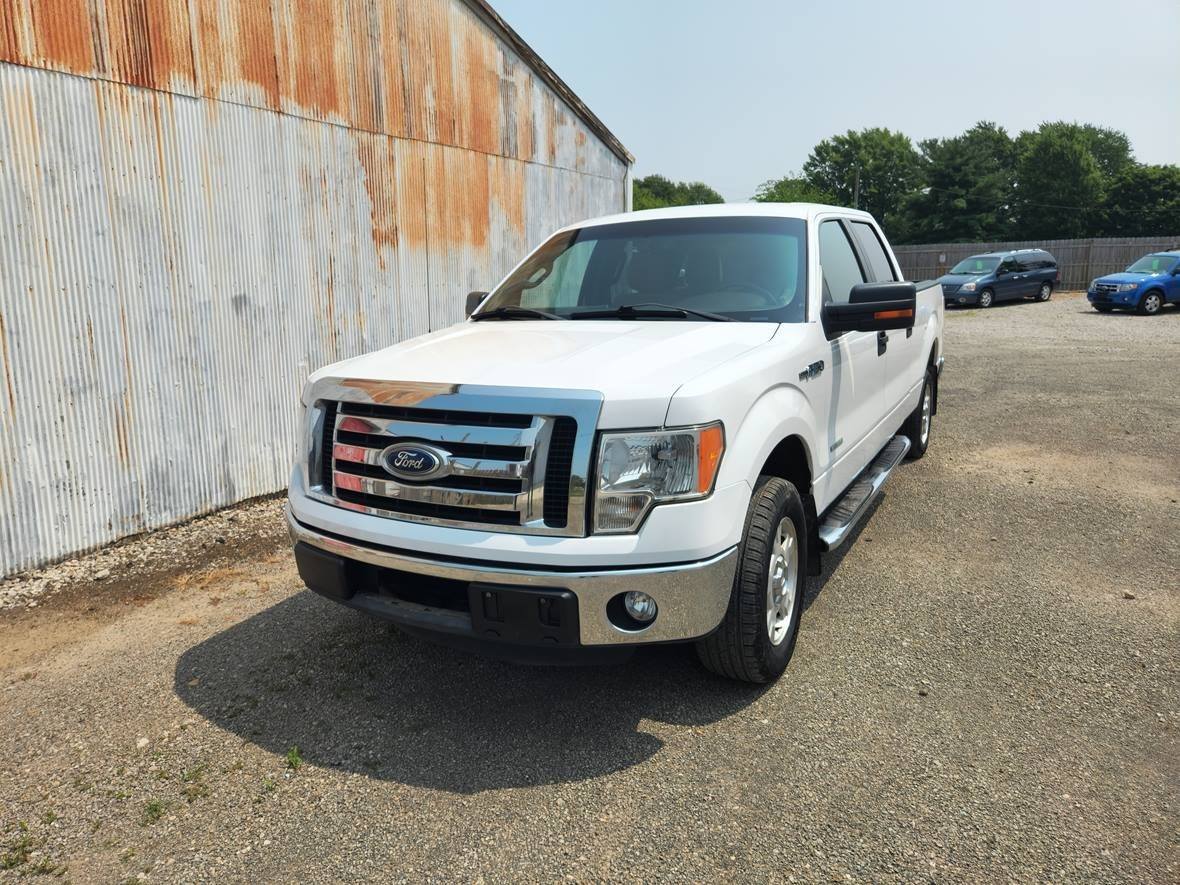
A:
850 222 898 282
819 220 866 306
998 256 1019 275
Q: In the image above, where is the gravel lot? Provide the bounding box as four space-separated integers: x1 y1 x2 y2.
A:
1 292 1177 882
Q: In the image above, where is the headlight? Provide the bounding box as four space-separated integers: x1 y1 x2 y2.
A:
959 281 976 292
1089 279 1099 290
593 423 724 533
1117 283 1139 292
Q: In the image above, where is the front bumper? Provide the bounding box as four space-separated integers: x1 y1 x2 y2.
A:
944 289 980 306
286 507 738 648
1088 289 1137 307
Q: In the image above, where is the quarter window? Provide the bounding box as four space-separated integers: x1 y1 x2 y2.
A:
819 221 866 306
850 222 898 282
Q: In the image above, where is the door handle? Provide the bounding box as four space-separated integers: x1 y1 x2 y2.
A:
877 330 888 356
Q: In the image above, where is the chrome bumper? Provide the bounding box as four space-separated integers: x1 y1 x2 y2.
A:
286 506 738 646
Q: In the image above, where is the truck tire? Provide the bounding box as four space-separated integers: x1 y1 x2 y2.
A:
696 477 807 684
1035 282 1053 302
1138 290 1163 316
977 288 994 308
901 368 935 459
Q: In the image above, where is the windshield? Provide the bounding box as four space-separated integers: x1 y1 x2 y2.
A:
478 217 808 322
1126 254 1177 274
949 256 999 275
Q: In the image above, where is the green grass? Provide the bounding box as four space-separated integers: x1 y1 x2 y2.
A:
285 746 303 771
140 801 166 826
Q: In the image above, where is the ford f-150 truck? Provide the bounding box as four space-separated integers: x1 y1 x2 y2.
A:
287 203 944 683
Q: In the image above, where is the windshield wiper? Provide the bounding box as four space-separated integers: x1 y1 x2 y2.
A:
571 302 733 322
471 305 563 321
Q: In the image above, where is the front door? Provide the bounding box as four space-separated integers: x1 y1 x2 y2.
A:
817 219 886 496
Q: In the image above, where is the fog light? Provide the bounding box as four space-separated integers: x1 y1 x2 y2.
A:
624 591 657 623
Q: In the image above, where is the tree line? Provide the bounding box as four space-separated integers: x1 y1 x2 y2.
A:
633 121 1180 244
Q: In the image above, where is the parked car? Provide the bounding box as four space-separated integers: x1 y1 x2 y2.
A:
939 249 1059 308
287 204 944 684
1087 251 1180 315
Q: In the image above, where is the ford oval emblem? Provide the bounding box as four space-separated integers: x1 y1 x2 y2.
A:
379 442 450 482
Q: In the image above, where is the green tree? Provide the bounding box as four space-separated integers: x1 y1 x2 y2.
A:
1015 124 1106 238
632 174 724 211
802 128 923 224
752 173 834 204
895 122 1017 243
1101 164 1180 236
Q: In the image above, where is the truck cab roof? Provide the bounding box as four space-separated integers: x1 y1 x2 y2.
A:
563 201 878 234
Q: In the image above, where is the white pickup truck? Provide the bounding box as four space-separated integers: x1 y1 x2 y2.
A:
287 203 943 683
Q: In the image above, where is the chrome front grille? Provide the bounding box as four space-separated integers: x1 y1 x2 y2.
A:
1094 283 1118 295
306 382 602 537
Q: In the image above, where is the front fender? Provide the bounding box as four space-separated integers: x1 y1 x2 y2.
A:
719 383 821 492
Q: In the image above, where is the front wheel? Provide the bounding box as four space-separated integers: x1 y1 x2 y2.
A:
697 477 807 684
1138 291 1163 315
1036 282 1053 302
977 288 994 308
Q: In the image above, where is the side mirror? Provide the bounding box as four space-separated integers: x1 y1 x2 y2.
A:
994 267 1008 277
822 282 917 338
465 291 488 318
1172 267 1180 276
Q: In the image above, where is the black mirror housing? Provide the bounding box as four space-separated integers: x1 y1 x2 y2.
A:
465 291 488 318
822 281 917 337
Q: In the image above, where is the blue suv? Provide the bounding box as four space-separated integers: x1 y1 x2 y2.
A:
939 249 1059 308
1088 251 1180 315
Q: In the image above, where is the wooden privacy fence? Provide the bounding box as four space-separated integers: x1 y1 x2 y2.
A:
892 236 1180 290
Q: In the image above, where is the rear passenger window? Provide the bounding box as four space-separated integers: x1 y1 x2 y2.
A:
819 221 866 306
850 222 898 282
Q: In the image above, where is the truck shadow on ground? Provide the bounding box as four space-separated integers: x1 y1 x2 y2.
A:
174 526 860 794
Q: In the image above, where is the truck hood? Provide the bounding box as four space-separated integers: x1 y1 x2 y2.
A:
310 320 781 427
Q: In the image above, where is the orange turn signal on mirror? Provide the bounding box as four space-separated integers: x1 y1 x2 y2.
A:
697 424 725 494
873 308 913 320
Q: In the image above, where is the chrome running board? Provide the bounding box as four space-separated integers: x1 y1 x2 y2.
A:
818 435 911 551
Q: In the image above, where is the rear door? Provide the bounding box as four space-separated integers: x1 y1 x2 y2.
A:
818 218 885 495
850 219 923 417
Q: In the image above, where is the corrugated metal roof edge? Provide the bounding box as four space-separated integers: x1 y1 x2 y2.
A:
463 0 634 167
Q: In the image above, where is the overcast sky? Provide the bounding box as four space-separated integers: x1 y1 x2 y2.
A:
493 0 1180 201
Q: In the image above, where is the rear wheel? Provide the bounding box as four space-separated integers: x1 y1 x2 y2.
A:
902 368 934 459
1036 282 1053 302
977 288 994 308
697 477 807 684
1138 290 1163 315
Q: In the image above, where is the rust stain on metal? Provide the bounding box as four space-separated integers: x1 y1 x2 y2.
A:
461 19 499 156
31 0 96 73
113 404 130 467
196 0 280 108
492 156 525 235
287 0 343 118
356 135 399 266
425 0 455 144
428 146 489 250
104 0 195 90
0 310 15 417
0 0 27 64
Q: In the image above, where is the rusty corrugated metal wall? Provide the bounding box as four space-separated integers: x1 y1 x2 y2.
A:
0 0 631 577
